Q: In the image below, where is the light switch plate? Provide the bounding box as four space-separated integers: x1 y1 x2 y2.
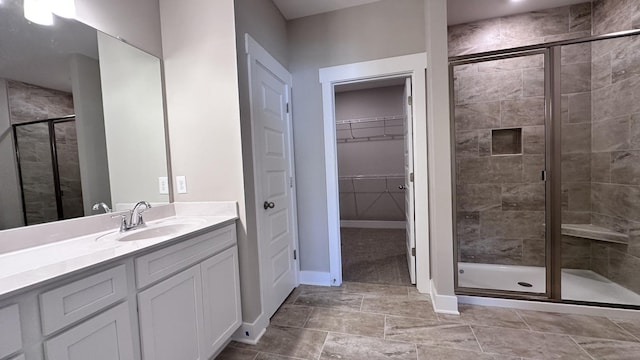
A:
158 177 169 194
176 176 187 194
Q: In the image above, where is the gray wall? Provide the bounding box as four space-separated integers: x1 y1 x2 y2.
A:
69 53 111 215
288 0 425 273
0 79 23 230
233 0 288 322
97 32 168 208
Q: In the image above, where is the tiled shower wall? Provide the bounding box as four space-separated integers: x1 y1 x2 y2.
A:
450 4 592 266
587 0 640 293
7 81 83 225
450 0 640 294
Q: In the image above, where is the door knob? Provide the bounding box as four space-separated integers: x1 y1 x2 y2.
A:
263 201 275 210
398 185 407 190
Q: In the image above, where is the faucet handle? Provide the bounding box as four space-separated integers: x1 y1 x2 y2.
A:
111 212 130 232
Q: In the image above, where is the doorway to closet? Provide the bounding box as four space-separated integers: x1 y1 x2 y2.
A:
334 77 415 286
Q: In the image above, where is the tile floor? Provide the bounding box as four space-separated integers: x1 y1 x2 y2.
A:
218 282 640 359
340 228 411 286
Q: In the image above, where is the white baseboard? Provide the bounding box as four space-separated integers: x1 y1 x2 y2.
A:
299 271 332 286
340 220 405 229
430 279 459 315
231 313 269 345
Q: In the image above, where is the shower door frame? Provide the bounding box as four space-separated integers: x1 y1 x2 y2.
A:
450 28 640 309
12 115 77 225
449 48 554 301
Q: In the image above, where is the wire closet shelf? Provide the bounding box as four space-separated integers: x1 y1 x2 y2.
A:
338 174 405 218
335 114 406 142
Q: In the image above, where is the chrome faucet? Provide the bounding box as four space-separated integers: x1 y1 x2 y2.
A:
92 202 111 213
112 201 152 232
130 201 152 227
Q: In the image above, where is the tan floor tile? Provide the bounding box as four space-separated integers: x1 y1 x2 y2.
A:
573 336 640 360
304 307 385 338
416 345 521 360
283 287 302 305
254 353 305 360
232 325 327 359
270 305 312 328
437 304 529 329
344 282 410 296
320 333 417 360
472 325 592 359
517 310 638 342
216 347 258 360
385 316 481 351
362 295 437 319
294 291 363 311
611 318 640 340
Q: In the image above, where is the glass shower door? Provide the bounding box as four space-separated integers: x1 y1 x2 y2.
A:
452 51 549 295
559 34 640 306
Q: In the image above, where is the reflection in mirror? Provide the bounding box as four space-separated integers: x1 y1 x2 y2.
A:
0 0 169 230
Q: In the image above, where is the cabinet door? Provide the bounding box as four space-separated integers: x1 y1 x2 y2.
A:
0 304 22 358
138 264 204 360
44 302 135 360
200 246 242 358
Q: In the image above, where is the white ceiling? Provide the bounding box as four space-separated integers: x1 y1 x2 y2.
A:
273 0 591 24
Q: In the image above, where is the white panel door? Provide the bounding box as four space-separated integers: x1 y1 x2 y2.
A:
200 246 242 358
44 302 135 360
138 265 204 360
404 77 416 284
250 49 297 318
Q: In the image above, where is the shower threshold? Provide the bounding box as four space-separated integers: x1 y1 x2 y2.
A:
458 262 640 306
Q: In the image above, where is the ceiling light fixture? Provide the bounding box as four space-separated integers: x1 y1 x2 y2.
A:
24 0 54 26
49 0 75 19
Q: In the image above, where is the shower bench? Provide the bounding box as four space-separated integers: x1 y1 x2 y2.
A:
561 223 629 244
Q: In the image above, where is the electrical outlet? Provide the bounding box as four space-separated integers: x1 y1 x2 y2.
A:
158 177 169 194
176 176 187 194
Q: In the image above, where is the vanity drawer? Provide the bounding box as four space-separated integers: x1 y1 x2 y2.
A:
0 304 22 358
40 265 128 335
135 224 236 289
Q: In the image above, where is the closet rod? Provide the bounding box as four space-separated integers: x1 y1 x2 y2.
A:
335 114 405 125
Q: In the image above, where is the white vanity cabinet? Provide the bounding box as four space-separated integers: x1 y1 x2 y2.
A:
137 224 241 360
0 304 22 359
43 302 136 360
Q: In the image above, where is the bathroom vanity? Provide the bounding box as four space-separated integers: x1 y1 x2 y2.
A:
0 202 241 360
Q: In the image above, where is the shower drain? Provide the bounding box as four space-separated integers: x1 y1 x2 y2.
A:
518 281 533 288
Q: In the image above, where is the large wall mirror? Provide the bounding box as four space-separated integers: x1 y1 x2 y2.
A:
0 0 169 230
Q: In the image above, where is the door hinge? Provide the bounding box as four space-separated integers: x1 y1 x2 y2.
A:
541 170 547 182
411 247 416 257
289 176 294 188
410 172 414 182
408 96 412 106
293 249 297 260
286 102 290 113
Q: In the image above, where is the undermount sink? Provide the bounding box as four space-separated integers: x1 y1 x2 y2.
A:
97 217 207 242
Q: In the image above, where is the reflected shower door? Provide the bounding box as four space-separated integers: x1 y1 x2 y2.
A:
452 51 549 295
14 122 58 225
559 34 640 306
53 121 84 220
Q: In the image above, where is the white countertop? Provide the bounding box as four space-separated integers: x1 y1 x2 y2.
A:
0 202 238 300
